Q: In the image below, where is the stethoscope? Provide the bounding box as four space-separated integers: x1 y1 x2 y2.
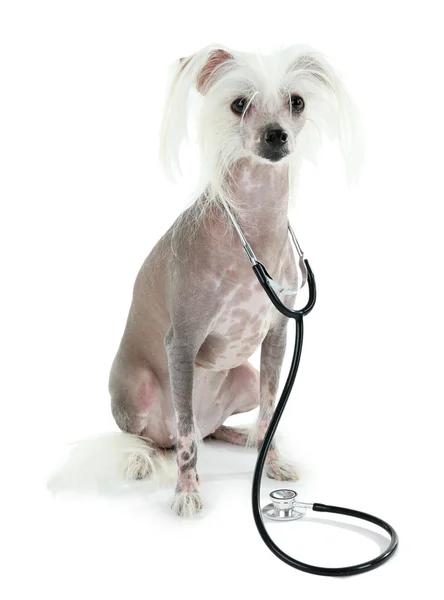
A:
223 202 399 577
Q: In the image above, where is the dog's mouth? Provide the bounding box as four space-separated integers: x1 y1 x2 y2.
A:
257 147 290 163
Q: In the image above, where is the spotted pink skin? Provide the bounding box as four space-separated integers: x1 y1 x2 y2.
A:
109 157 299 505
177 433 199 493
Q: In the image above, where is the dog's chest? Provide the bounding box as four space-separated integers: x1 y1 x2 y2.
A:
195 273 277 370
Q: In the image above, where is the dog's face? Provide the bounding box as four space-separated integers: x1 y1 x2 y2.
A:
195 49 313 166
160 45 361 187
229 92 306 164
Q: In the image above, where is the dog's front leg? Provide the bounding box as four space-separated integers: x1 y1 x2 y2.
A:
165 328 202 517
258 314 299 481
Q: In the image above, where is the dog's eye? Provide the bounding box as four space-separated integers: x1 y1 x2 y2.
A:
231 97 248 115
291 95 305 113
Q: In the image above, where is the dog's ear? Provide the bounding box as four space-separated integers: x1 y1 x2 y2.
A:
196 49 234 94
175 49 234 94
159 46 235 181
287 49 364 183
177 49 234 94
291 54 332 86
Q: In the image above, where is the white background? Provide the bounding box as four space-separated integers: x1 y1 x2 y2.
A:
1 1 443 598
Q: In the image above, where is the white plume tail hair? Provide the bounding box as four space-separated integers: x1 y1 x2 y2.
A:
47 433 176 495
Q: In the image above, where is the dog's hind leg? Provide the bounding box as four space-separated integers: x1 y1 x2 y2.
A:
110 362 166 480
209 425 250 446
209 362 260 446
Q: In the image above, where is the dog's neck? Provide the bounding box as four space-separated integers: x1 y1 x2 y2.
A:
225 158 290 247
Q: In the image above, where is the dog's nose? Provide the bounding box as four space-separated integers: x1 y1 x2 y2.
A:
264 128 288 148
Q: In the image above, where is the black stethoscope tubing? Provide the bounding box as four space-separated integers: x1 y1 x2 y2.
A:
251 259 399 576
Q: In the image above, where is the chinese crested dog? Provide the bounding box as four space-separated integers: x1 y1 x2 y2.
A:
51 45 361 517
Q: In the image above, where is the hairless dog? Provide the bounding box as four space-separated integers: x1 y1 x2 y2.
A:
65 45 360 517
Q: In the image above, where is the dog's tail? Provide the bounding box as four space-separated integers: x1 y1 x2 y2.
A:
47 432 176 495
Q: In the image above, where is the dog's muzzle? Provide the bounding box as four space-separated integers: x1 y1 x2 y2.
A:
259 125 289 162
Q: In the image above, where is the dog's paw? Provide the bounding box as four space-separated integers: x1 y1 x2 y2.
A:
266 458 299 481
125 452 153 480
171 491 203 518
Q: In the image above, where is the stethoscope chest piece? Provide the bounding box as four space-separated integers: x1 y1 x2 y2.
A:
262 489 307 522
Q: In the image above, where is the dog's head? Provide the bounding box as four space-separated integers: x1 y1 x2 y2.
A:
160 45 362 192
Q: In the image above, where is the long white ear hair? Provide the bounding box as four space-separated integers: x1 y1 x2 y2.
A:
284 47 364 183
159 45 235 183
